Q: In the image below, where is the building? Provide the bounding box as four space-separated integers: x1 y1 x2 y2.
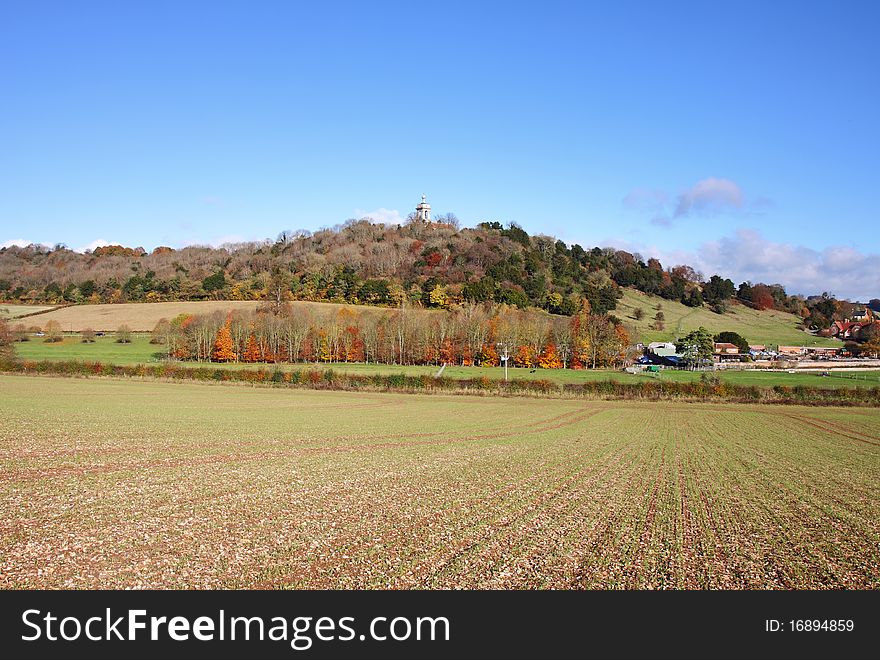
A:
713 342 742 362
777 345 841 358
646 341 678 357
713 342 739 355
415 194 431 222
828 307 877 339
852 307 873 322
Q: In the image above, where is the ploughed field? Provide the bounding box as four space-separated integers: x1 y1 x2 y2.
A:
1 375 878 589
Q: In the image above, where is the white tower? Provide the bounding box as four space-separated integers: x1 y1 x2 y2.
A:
415 194 431 222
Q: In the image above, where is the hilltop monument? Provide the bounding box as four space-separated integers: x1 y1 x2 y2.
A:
415 194 431 222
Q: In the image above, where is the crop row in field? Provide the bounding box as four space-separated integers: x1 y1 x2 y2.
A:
1 375 877 589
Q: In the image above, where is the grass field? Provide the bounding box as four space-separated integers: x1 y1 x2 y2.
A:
616 289 838 347
13 334 880 389
23 299 420 332
1 374 877 589
0 305 56 320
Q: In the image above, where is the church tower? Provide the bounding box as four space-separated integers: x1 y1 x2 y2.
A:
415 194 431 222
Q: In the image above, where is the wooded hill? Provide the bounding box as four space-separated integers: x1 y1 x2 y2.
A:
0 218 873 333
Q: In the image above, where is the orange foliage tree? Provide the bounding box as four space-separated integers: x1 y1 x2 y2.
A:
538 342 563 369
242 333 262 362
212 322 237 362
479 343 499 367
514 344 535 368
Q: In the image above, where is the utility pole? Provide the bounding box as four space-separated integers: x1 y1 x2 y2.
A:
497 341 510 381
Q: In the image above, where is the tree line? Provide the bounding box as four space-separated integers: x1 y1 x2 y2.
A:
151 302 632 369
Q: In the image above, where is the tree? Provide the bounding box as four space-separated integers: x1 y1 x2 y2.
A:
514 344 535 368
150 319 170 344
211 322 236 362
538 342 563 369
633 307 645 321
860 336 880 358
115 325 132 343
702 275 735 305
714 331 749 354
44 320 63 343
203 271 227 293
653 311 665 331
750 284 776 310
676 327 714 367
265 268 292 315
0 319 13 359
428 284 449 308
242 332 262 362
81 328 96 343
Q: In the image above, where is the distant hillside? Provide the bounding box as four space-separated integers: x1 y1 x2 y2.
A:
615 289 839 347
0 218 868 337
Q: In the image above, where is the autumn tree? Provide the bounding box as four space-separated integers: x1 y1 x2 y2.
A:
242 332 262 362
860 335 880 358
514 344 535 368
479 342 499 367
212 322 237 362
81 328 96 343
115 324 132 343
538 342 563 369
12 323 27 342
150 319 170 344
265 267 292 315
44 320 63 343
0 319 13 359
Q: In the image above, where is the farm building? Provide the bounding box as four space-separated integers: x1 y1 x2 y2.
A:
646 341 678 357
713 342 739 355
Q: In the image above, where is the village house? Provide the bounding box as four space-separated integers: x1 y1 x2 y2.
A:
713 342 742 362
828 307 878 340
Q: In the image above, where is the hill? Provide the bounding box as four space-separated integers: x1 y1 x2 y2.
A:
615 289 839 347
0 219 867 338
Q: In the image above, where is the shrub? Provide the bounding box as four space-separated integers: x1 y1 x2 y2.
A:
115 325 132 343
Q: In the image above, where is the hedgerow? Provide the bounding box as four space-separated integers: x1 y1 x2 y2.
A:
1 359 878 406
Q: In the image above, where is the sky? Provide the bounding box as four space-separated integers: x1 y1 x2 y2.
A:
1 1 878 299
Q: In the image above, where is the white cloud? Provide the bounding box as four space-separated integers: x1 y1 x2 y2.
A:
690 230 880 300
354 208 404 225
624 177 753 228
607 229 879 300
1 239 32 249
673 177 744 218
76 239 112 253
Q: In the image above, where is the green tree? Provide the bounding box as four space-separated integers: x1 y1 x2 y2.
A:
676 327 714 367
714 331 749 353
202 271 227 293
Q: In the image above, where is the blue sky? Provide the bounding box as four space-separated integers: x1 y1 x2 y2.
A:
1 1 878 298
